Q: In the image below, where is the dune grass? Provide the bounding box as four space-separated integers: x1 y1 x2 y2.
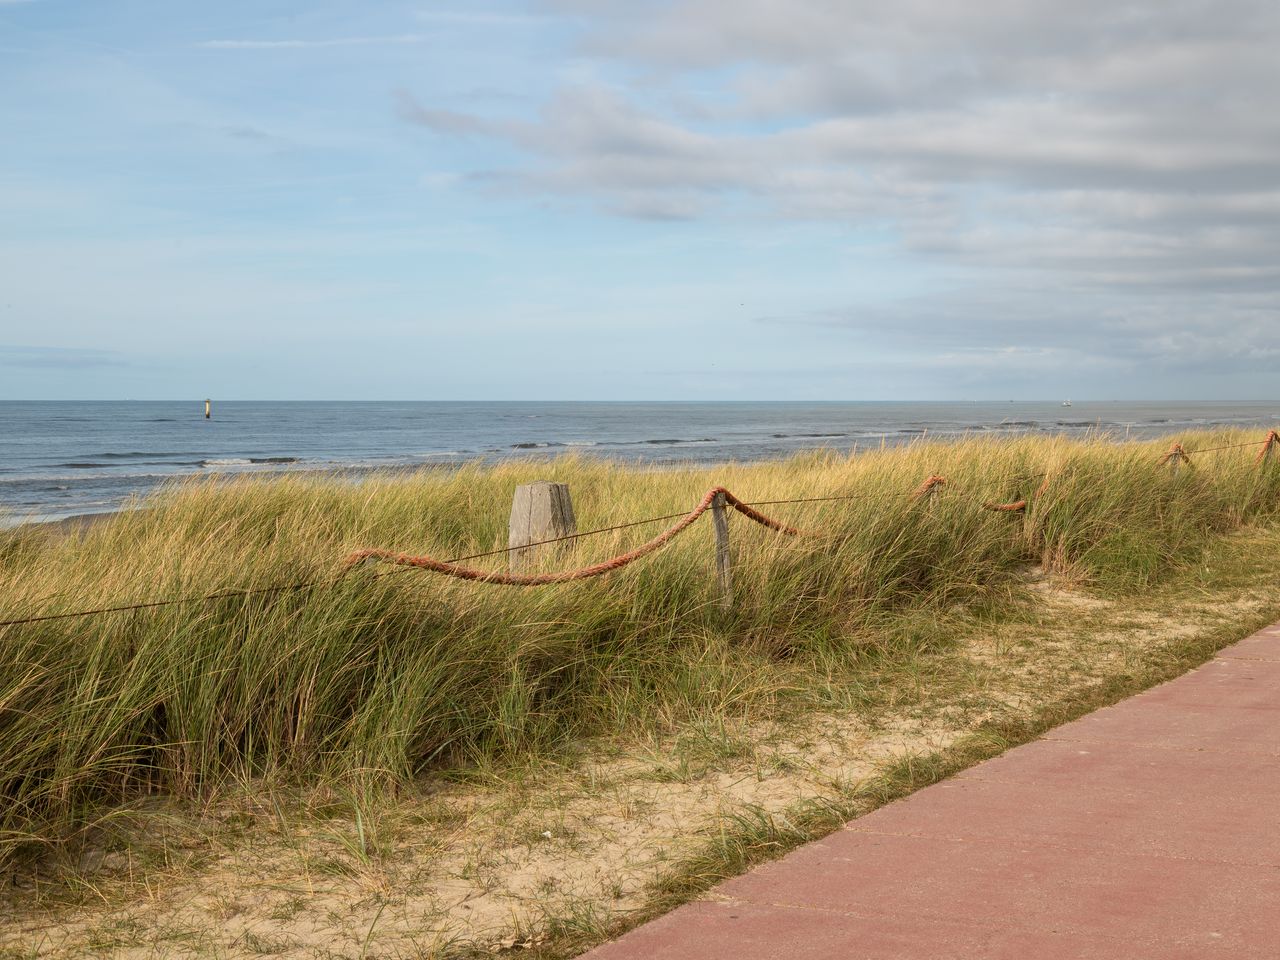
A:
2 429 1278 871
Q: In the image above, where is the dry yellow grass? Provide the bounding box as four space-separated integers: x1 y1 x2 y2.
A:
2 429 1280 958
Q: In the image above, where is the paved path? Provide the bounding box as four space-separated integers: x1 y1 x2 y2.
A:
583 624 1280 959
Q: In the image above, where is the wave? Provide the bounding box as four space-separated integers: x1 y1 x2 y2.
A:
638 437 717 445
57 459 207 469
0 471 184 486
200 456 301 467
512 437 718 450
771 432 848 439
92 451 191 459
510 442 599 449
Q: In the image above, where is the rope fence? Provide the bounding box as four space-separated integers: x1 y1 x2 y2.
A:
2 432 1278 628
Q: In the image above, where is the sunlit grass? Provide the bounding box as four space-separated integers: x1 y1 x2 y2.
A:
1 429 1277 867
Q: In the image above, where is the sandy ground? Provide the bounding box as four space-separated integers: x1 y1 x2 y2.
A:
1 575 1271 959
1 511 124 539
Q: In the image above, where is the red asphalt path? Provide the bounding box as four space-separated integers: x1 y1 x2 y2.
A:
582 624 1280 959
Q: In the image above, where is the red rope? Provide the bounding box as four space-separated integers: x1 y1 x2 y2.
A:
1256 431 1280 465
982 499 1027 513
913 474 948 499
342 487 801 586
722 490 803 535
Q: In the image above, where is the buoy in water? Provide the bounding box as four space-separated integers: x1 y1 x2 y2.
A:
204 399 211 419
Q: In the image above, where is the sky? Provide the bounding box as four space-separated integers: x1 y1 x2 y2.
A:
1 0 1278 401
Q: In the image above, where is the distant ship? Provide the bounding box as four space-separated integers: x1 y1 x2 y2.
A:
1062 399 1072 407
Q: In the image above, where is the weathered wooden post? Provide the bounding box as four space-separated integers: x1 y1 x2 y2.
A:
508 481 576 572
711 490 732 609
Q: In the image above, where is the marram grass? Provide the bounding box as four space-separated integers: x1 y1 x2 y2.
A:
1 430 1278 866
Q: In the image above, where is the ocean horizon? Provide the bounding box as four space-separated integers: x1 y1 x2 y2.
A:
3 399 1278 524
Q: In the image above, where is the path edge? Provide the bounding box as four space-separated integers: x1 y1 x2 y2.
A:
528 605 1280 960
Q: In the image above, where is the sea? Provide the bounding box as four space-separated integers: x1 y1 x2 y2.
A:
2 400 1278 524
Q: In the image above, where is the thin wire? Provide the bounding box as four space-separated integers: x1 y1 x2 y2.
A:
0 578 334 627
440 511 690 565
1182 439 1265 455
743 471 1051 508
745 493 876 506
0 510 695 627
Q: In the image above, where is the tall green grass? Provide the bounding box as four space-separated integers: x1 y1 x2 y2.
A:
1 431 1278 865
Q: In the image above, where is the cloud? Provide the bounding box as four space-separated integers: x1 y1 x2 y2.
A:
200 35 428 50
409 2 1280 220
0 346 129 369
760 284 1280 371
396 0 1280 382
395 91 498 136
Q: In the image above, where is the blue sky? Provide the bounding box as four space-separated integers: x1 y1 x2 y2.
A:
2 1 1278 400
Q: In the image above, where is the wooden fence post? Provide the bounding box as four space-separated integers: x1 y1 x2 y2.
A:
509 481 576 572
711 490 732 609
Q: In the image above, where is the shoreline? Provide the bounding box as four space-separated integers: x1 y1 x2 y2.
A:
2 509 122 533
6 424 1280 531
34 512 120 535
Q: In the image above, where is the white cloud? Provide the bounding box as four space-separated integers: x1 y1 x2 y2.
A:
402 12 1276 277
395 1 1280 381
